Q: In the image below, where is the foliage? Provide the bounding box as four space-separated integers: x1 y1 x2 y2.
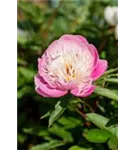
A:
17 0 118 150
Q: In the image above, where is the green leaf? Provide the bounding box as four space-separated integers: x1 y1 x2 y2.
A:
40 111 51 119
108 126 118 138
100 51 106 59
83 129 112 143
86 113 118 137
108 136 118 150
30 140 65 150
104 78 118 83
23 126 49 137
29 45 42 51
49 124 74 142
104 68 118 75
17 57 27 65
18 133 27 144
17 86 33 99
68 145 93 150
57 116 81 129
18 67 35 82
94 86 118 101
48 101 67 128
86 113 109 130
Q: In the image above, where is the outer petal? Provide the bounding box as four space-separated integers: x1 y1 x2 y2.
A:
37 57 57 88
59 34 90 51
60 34 76 41
71 85 96 97
56 79 77 90
91 59 108 81
34 74 68 98
60 34 89 44
35 87 50 97
75 35 89 44
75 36 99 66
88 44 99 66
45 40 60 57
38 57 46 76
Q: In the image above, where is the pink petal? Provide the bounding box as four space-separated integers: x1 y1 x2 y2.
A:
59 34 89 48
46 35 91 61
91 59 108 81
71 85 96 97
88 44 99 66
59 34 75 41
56 79 77 90
75 35 89 44
60 34 89 44
45 40 59 56
37 57 56 88
36 87 51 97
60 35 99 66
75 37 99 66
38 58 45 76
34 74 68 98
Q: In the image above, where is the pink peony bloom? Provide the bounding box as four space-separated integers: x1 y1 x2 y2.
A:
34 35 108 98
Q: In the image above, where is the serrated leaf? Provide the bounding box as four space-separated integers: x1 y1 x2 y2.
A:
94 86 118 101
30 140 65 150
108 136 118 150
48 101 67 128
83 129 112 143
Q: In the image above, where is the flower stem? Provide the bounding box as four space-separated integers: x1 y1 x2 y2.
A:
76 107 86 119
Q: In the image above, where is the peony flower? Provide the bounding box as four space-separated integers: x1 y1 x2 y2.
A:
104 6 118 40
104 6 118 26
34 35 108 98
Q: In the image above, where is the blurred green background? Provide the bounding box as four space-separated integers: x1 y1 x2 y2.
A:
17 0 118 150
